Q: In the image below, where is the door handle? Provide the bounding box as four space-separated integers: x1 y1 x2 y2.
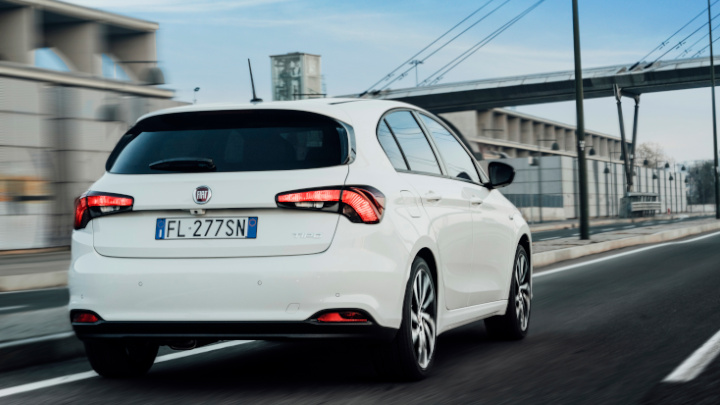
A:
470 197 484 205
423 192 443 202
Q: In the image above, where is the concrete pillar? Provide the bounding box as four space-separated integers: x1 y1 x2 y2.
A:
0 6 35 64
492 112 507 140
520 119 532 144
556 129 566 151
108 32 156 80
565 129 576 151
441 111 478 138
508 116 520 143
44 22 102 75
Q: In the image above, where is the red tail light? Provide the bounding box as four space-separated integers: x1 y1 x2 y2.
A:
72 311 101 323
276 186 384 224
317 311 368 323
74 192 134 230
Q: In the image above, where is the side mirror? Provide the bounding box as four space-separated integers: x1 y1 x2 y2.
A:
487 161 515 189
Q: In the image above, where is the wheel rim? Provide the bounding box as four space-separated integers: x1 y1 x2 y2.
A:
514 252 531 331
411 268 436 369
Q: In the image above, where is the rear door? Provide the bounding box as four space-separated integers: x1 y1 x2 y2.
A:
91 109 351 259
383 111 476 310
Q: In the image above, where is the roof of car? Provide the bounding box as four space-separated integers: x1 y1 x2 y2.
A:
135 98 423 126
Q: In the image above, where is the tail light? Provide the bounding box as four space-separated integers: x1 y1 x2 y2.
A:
71 311 102 323
276 186 384 224
317 311 369 323
74 191 134 230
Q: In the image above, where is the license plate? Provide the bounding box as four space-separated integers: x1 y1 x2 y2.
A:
155 217 257 240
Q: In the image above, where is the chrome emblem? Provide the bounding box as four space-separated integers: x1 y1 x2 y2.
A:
193 186 211 204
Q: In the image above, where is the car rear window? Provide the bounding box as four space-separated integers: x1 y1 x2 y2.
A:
107 110 350 174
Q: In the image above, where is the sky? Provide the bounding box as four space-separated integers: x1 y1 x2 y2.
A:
64 0 720 165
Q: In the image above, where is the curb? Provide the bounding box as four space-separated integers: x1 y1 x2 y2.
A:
0 332 85 374
528 213 708 233
532 221 720 268
0 270 68 292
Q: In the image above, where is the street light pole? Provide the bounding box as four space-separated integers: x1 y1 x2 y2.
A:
708 0 720 219
572 0 590 239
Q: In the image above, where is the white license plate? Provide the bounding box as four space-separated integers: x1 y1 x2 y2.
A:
155 217 257 240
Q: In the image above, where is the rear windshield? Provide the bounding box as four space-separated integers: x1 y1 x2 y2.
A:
107 110 350 174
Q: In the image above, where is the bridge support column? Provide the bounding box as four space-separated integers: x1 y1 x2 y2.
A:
613 85 634 196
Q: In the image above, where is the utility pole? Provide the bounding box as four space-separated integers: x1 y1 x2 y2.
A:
572 0 590 239
709 0 720 219
409 60 423 87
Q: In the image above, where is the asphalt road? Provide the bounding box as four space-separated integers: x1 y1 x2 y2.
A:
532 214 713 241
0 288 68 314
1 232 720 404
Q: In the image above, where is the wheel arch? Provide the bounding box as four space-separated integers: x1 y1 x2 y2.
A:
415 247 438 294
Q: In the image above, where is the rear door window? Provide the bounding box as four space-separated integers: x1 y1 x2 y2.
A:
107 110 350 174
419 114 480 183
384 111 441 175
377 120 408 170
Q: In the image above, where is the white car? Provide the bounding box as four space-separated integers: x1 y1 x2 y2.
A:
69 98 532 380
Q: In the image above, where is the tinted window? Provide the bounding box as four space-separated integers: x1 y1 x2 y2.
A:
384 111 441 175
420 114 480 182
377 121 408 170
108 110 348 174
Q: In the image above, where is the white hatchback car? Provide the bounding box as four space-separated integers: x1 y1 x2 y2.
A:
69 98 532 380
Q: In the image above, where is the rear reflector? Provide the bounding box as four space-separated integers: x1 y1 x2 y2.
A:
276 186 384 224
72 312 101 323
74 191 134 230
317 311 369 323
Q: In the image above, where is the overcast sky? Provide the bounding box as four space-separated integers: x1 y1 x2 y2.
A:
65 0 720 165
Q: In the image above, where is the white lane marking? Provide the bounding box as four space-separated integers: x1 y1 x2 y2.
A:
0 305 27 313
0 332 74 350
571 233 579 236
603 227 618 232
663 328 720 383
622 225 635 229
0 340 252 399
534 230 720 279
538 236 561 241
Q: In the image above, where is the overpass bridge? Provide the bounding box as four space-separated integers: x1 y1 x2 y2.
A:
363 56 720 113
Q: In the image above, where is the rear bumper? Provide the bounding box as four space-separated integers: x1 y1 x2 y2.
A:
72 319 397 342
68 219 411 330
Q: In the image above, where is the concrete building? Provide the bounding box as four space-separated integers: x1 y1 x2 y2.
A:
440 108 687 221
0 0 183 249
271 52 323 101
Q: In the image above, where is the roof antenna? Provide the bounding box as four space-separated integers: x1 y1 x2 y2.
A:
248 59 263 103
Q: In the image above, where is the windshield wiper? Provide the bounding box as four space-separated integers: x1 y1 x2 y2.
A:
149 157 216 172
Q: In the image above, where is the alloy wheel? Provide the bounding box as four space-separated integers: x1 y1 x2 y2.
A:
411 268 436 369
514 252 531 331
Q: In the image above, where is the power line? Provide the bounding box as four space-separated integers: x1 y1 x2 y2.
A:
647 10 720 66
635 0 719 65
373 0 511 93
674 20 720 59
361 0 497 95
692 33 720 57
419 0 546 87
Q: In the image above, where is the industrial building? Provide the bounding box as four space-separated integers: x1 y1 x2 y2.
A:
0 0 182 249
439 108 687 221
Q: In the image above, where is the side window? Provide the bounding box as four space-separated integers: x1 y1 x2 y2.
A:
419 114 480 183
384 111 441 175
377 120 408 170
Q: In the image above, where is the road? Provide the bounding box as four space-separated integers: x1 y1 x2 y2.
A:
0 288 68 315
1 232 720 403
532 214 712 241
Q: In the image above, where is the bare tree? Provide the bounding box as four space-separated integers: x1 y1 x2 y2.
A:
635 142 667 167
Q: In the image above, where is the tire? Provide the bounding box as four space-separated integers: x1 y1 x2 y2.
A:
485 244 531 340
373 256 437 381
84 339 158 378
